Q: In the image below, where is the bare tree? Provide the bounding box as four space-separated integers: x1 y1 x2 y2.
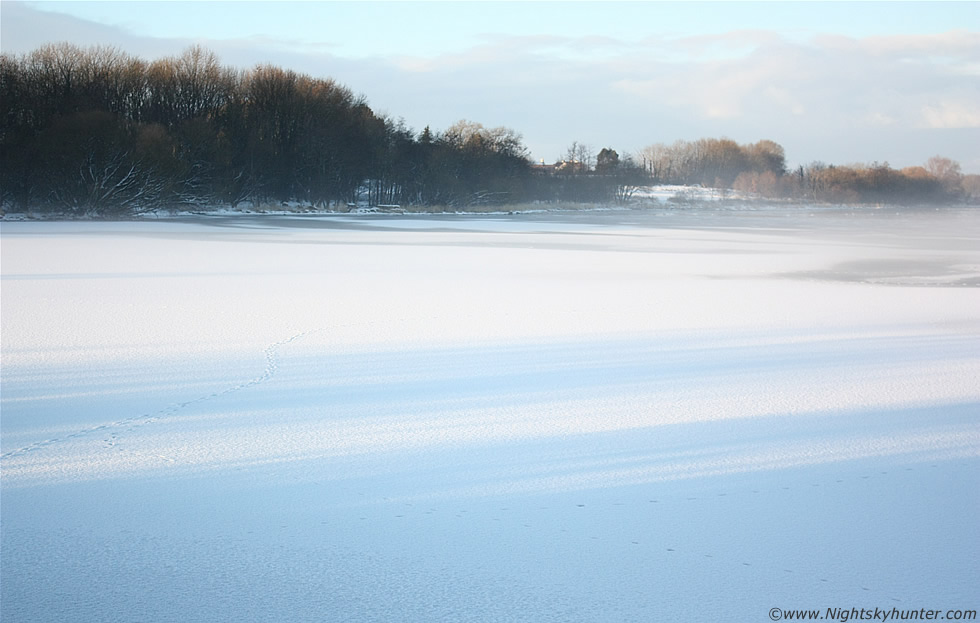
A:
925 156 963 195
961 175 980 202
563 141 594 171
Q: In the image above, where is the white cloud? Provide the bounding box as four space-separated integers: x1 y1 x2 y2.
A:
861 29 980 58
864 112 898 127
920 100 980 129
763 87 806 117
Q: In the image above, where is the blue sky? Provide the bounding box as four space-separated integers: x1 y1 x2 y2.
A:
11 2 975 57
3 1 979 171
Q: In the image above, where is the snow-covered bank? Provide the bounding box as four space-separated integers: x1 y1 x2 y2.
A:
6 184 971 220
2 209 978 621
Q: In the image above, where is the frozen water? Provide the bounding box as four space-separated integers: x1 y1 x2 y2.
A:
2 207 978 621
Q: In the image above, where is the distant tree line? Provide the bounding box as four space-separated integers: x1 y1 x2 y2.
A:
728 156 974 205
784 157 974 206
638 139 974 205
639 138 789 189
1 44 974 215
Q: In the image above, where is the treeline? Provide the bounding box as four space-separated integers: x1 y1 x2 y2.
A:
639 139 975 205
0 44 537 214
781 158 976 205
0 44 974 215
729 157 975 205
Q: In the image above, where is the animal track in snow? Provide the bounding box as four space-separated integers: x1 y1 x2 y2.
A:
1 330 310 460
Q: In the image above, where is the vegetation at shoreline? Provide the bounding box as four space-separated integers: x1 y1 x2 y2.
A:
2 44 976 216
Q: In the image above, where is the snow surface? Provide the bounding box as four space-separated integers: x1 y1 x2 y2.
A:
2 208 978 622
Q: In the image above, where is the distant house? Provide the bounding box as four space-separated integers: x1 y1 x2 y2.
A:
530 160 588 175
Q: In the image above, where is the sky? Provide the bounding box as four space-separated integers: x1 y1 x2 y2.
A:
2 1 979 172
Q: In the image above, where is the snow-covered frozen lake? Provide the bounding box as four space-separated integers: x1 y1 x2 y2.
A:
2 207 978 621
